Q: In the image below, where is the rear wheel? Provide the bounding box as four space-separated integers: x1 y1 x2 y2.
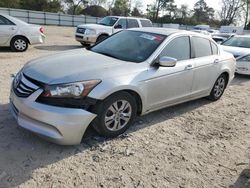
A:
91 92 137 137
208 74 227 101
10 36 28 52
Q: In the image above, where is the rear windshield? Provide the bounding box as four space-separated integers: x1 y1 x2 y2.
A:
140 20 152 27
222 37 250 48
90 30 166 63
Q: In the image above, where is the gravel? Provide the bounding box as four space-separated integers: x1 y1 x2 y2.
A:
0 26 250 188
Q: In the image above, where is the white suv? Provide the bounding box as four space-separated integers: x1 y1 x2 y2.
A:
75 16 152 45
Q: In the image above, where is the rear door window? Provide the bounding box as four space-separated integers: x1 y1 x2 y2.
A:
192 37 212 57
127 19 139 28
0 15 14 25
140 20 152 27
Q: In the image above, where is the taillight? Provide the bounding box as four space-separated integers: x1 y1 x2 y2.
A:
40 27 44 34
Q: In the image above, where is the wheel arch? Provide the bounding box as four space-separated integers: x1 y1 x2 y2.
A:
11 35 30 44
90 87 145 115
218 71 230 87
97 32 110 38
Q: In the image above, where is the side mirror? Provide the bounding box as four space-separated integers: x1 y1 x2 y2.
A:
114 24 122 29
158 56 177 67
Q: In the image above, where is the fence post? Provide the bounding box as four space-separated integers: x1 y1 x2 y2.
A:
8 8 10 16
96 17 98 23
44 12 46 25
27 10 30 23
59 13 61 26
84 16 86 24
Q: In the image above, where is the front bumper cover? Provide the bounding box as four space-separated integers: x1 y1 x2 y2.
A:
9 89 96 145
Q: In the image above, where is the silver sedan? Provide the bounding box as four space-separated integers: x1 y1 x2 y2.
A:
0 14 45 52
10 28 236 145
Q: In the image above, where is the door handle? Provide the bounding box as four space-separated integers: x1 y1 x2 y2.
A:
9 27 15 30
185 64 193 70
214 59 219 64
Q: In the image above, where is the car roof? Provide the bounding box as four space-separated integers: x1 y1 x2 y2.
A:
129 27 211 38
106 16 150 20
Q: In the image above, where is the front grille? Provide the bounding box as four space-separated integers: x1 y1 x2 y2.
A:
13 73 40 98
76 27 86 34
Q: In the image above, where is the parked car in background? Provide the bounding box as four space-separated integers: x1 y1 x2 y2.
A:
193 24 210 31
191 29 211 36
10 28 235 145
212 33 235 44
234 54 250 75
75 16 152 45
0 14 45 52
221 35 250 75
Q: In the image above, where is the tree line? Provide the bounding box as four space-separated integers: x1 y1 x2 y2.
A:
0 0 249 28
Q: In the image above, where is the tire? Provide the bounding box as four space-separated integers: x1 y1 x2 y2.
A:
91 92 137 137
10 36 28 52
96 35 108 44
80 42 90 47
208 74 227 101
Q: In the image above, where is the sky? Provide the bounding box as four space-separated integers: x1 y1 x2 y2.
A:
142 0 221 11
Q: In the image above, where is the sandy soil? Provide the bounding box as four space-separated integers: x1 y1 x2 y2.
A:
0 26 250 188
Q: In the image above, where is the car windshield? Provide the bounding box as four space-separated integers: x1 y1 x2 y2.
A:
90 30 166 63
98 16 118 26
222 37 250 48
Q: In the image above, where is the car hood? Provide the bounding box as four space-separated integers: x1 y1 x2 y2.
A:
23 49 143 85
77 23 112 30
221 45 250 58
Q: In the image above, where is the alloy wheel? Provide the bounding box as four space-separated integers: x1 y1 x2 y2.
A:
214 77 226 98
104 100 132 131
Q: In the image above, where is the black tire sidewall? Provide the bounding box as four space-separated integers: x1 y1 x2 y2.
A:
10 37 28 52
96 35 108 44
92 92 137 137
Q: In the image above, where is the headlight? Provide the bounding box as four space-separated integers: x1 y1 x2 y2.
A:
85 29 96 35
238 55 250 62
41 80 101 98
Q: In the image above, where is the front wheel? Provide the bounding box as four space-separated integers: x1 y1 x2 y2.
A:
91 92 137 137
208 74 227 101
10 36 28 52
96 35 108 44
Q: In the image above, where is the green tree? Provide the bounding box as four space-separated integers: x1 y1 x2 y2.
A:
180 4 188 18
64 0 88 15
82 5 107 17
131 7 142 17
19 0 62 12
0 0 20 8
193 0 215 24
111 0 130 16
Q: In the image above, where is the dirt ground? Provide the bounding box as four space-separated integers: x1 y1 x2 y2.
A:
0 26 250 188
